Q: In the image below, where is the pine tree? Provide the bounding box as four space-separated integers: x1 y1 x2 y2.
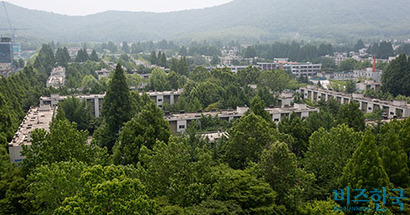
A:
101 63 132 151
337 102 365 132
381 54 410 97
249 95 272 123
113 102 170 166
90 49 99 62
179 57 189 76
378 121 409 187
340 130 390 190
149 51 157 65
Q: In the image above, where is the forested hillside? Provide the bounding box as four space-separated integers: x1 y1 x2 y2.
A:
1 0 410 43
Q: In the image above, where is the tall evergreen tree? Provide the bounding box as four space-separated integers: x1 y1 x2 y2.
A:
149 51 157 65
101 63 132 151
340 130 390 190
121 41 130 54
336 102 365 132
90 49 99 62
113 103 170 166
249 95 271 123
381 54 410 96
353 39 365 52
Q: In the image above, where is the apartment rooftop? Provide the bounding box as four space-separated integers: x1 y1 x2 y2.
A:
9 105 56 148
302 85 409 108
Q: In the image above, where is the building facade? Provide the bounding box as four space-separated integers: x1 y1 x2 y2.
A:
300 86 410 119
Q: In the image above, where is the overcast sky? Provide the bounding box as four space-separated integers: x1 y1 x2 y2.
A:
5 0 233 16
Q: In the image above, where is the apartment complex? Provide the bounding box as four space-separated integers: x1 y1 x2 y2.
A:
165 104 318 133
8 105 56 163
40 89 183 117
46 67 66 88
300 85 410 119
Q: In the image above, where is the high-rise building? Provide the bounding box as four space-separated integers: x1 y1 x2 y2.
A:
0 37 13 74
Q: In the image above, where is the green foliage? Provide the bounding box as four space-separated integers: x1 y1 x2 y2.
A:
209 164 285 214
340 130 390 190
353 39 365 52
113 103 170 166
25 161 87 214
278 112 310 157
339 58 358 71
74 49 89 62
259 142 314 210
337 102 365 132
303 124 362 196
249 95 272 123
377 120 409 187
367 41 395 59
34 44 55 75
345 80 356 93
147 68 171 91
90 49 99 62
21 116 108 173
54 165 155 215
59 96 93 132
55 47 70 68
224 112 276 169
137 138 212 207
258 70 297 92
298 199 344 215
381 54 410 96
0 147 27 214
100 63 132 151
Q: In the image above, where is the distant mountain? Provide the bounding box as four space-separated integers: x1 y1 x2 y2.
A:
1 0 410 43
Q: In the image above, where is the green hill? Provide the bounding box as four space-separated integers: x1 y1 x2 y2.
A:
1 0 409 43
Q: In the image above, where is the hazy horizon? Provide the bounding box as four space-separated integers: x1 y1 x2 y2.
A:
3 0 233 16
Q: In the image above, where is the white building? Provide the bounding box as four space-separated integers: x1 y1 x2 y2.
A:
46 67 66 88
8 105 56 163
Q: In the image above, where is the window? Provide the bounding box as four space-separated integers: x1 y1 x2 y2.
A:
158 99 162 102
179 125 185 129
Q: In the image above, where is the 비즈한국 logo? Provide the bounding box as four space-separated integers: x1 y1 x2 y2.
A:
333 187 408 212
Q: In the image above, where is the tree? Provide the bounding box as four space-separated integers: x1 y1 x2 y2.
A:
377 120 409 187
337 102 365 132
148 68 171 91
149 51 157 65
179 57 189 76
224 112 276 169
278 112 309 157
100 63 132 151
33 44 55 75
339 58 358 71
249 95 271 123
59 96 93 132
121 41 130 54
259 142 314 210
0 147 27 214
303 124 362 196
340 130 390 190
21 116 108 173
55 47 70 67
113 103 170 166
167 71 179 90
353 39 365 52
75 49 89 62
25 161 87 214
159 52 167 67
209 164 285 214
237 66 260 85
345 80 356 93
89 49 99 62
381 54 410 96
54 165 155 215
258 70 296 92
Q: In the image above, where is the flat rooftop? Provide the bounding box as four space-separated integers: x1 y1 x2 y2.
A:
9 105 56 147
164 105 318 121
301 86 410 108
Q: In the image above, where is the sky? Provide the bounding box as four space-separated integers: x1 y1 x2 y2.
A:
4 0 233 16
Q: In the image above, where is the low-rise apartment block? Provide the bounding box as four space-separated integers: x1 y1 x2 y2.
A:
46 67 66 88
8 105 56 163
300 85 410 119
165 105 318 133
